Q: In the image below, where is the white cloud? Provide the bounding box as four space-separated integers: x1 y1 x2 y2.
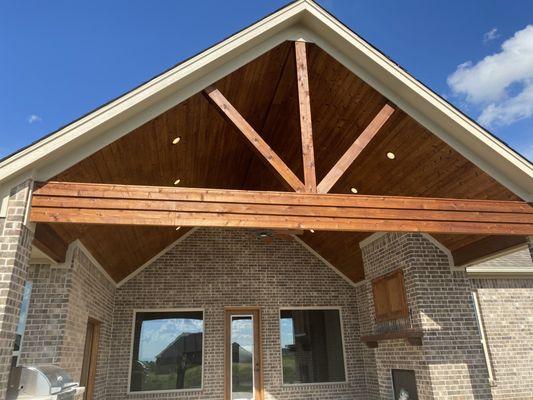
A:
478 80 533 126
27 114 42 124
483 28 500 43
447 25 533 128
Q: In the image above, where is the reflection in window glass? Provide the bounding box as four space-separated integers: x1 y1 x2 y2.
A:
280 309 345 384
130 311 203 392
14 281 32 353
231 316 254 399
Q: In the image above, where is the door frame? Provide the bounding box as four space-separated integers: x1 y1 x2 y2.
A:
224 307 263 400
80 317 101 400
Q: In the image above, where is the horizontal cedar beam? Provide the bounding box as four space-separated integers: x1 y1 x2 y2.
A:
30 182 533 236
32 223 68 263
32 181 533 213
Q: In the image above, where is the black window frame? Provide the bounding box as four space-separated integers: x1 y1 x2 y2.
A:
279 308 347 385
129 309 204 393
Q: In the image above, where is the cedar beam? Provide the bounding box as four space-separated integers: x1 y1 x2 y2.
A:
295 41 317 192
30 181 533 236
317 104 395 193
32 223 68 263
203 86 305 192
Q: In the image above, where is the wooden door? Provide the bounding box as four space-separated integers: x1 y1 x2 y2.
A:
80 318 100 400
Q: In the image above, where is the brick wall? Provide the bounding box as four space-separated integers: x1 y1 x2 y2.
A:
16 225 533 400
0 180 34 396
20 264 70 365
106 228 366 400
471 278 533 399
358 233 492 400
20 244 116 400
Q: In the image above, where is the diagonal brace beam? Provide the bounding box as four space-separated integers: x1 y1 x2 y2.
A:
204 86 305 192
317 103 395 193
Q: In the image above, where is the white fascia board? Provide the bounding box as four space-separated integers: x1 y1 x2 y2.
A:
0 0 310 185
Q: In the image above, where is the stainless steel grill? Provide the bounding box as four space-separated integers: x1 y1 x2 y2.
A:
7 365 79 400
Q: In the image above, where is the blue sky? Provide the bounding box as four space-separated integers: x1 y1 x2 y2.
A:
1 0 532 161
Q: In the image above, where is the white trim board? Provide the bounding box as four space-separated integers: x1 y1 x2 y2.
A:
293 235 364 288
116 228 198 287
0 0 530 201
358 232 454 267
74 240 117 287
466 267 533 278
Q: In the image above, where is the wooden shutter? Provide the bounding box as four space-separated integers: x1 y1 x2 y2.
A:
372 269 408 322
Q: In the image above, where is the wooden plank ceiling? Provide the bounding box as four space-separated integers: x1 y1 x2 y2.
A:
35 41 524 283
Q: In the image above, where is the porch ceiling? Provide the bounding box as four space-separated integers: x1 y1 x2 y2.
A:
33 41 526 283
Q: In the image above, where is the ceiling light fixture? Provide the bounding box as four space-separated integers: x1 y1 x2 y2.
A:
350 187 358 194
175 226 181 231
172 137 181 145
174 179 181 185
310 229 315 233
386 152 396 160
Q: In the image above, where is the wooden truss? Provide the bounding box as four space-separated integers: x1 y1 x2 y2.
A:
30 42 533 237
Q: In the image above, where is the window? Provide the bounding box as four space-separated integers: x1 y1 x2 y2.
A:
8 281 32 391
13 281 32 363
280 309 346 384
130 310 203 392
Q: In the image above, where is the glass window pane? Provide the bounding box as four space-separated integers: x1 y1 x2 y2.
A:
280 309 345 384
231 316 254 400
14 281 32 353
130 311 203 392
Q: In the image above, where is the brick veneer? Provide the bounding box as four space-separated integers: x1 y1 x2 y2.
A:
471 278 533 399
14 227 533 399
20 244 116 400
0 180 34 397
106 228 366 400
20 264 70 366
358 233 493 399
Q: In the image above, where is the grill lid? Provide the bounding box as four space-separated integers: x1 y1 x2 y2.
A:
19 364 77 395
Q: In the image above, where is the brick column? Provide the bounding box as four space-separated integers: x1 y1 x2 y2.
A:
358 233 492 399
0 180 34 396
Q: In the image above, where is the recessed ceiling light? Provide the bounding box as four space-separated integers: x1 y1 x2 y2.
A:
310 229 315 233
172 137 181 145
386 152 396 160
175 226 181 231
174 179 181 185
350 187 358 194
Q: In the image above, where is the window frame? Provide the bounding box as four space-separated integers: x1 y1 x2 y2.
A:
127 308 205 395
278 306 348 386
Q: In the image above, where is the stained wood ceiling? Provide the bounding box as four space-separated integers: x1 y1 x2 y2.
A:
35 41 524 283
